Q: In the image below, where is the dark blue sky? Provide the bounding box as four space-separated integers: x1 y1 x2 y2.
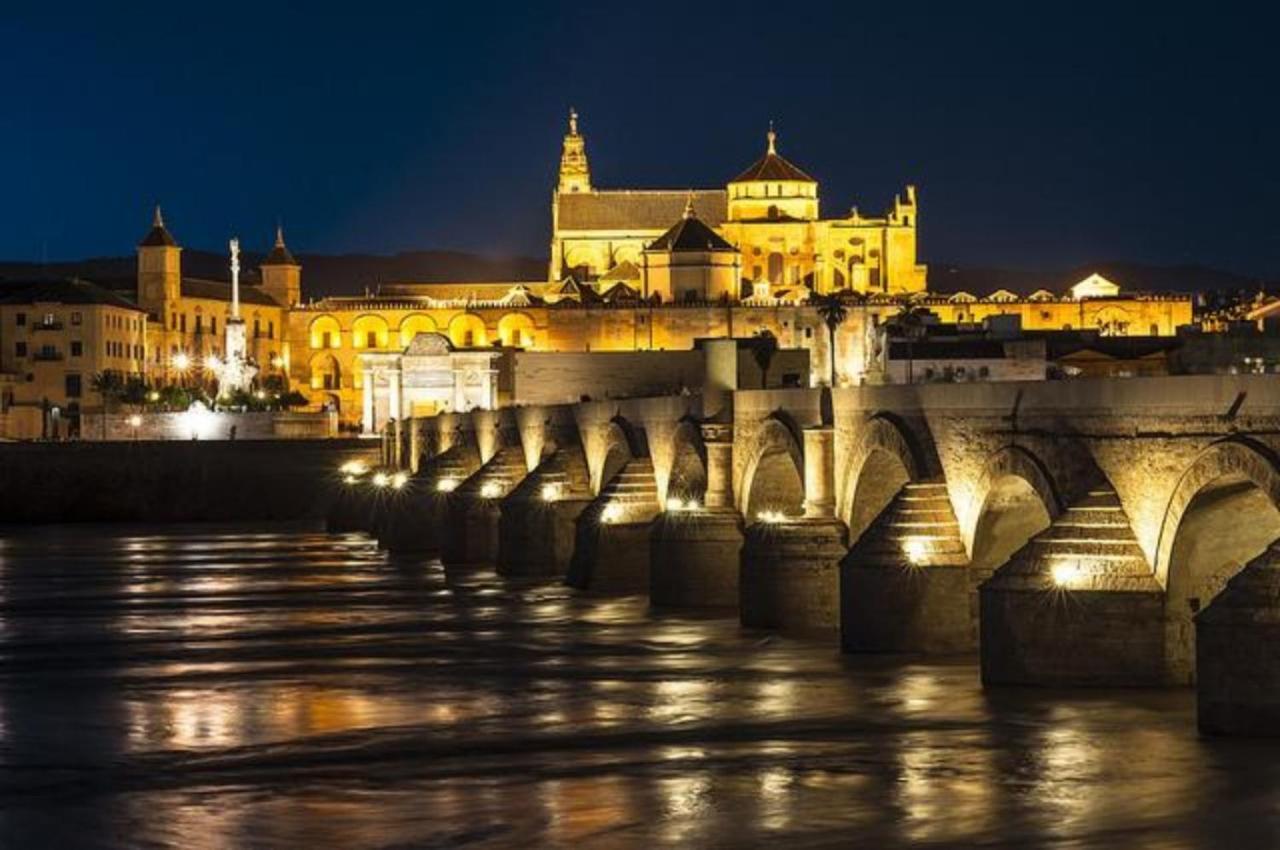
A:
3 3 1276 276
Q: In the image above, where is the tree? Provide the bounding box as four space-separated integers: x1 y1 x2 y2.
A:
885 304 932 384
811 293 849 387
90 372 124 440
749 330 779 389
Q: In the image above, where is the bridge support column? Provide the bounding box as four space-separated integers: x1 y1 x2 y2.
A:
442 447 529 565
377 446 479 553
650 424 742 608
741 426 846 634
567 459 659 594
326 477 377 534
980 487 1164 686
803 427 836 519
841 480 973 653
498 449 593 579
1196 543 1280 736
740 520 848 635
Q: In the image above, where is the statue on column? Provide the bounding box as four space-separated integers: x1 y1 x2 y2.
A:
214 237 259 400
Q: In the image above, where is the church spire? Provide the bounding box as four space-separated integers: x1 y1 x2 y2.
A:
558 107 591 194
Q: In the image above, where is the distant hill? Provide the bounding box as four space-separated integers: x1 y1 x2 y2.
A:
0 251 1272 301
0 250 547 300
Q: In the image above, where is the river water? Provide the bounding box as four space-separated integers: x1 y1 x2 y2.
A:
0 525 1278 849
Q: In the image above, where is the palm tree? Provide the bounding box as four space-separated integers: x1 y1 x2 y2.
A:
811 293 848 387
885 304 932 384
750 330 779 389
90 371 124 439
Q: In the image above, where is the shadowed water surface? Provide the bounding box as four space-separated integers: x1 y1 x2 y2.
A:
0 524 1278 848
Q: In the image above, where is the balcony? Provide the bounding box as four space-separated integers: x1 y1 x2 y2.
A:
32 349 64 362
32 320 63 331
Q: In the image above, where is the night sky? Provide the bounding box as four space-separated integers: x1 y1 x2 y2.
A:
3 3 1276 275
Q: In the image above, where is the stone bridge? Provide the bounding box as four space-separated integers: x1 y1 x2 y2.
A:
350 375 1280 736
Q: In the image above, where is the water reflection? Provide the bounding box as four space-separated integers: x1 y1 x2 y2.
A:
0 525 1278 848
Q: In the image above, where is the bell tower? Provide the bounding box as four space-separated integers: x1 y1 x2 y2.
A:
136 205 181 316
261 225 302 307
557 108 591 194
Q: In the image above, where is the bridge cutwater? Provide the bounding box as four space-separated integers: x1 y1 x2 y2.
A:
333 373 1280 738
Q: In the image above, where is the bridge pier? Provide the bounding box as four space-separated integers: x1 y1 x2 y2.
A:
442 447 528 565
840 480 972 653
740 519 847 634
1196 542 1280 736
650 427 742 608
498 448 593 578
980 487 1164 687
566 459 660 593
740 427 847 635
326 478 376 534
377 445 479 553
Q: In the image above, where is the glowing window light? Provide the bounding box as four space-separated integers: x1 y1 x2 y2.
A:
1051 561 1081 588
436 478 459 493
480 482 502 499
600 502 623 524
903 537 928 565
372 472 390 488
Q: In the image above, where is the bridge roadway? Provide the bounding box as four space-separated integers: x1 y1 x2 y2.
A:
335 374 1280 737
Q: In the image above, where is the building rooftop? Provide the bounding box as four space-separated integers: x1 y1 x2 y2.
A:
646 205 738 253
180 278 282 307
138 205 179 248
0 278 147 311
558 189 728 231
730 129 815 183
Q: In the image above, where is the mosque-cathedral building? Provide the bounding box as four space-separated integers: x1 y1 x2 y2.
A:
0 112 1193 437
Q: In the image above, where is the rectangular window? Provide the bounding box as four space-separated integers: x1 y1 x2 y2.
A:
16 312 26 326
268 321 274 339
171 313 177 330
71 341 82 357
366 331 377 348
15 341 27 357
71 312 82 326
211 317 217 335
65 374 81 398
254 319 261 339
322 331 333 349
195 315 203 333
180 314 187 333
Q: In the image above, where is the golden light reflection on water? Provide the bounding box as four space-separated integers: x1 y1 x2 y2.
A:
0 528 1259 848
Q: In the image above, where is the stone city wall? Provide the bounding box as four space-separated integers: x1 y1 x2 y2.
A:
0 438 377 524
81 410 338 441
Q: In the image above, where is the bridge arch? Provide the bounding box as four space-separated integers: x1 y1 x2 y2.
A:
664 418 708 506
591 415 645 495
967 445 1062 574
1155 437 1280 683
739 413 805 521
838 413 927 542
